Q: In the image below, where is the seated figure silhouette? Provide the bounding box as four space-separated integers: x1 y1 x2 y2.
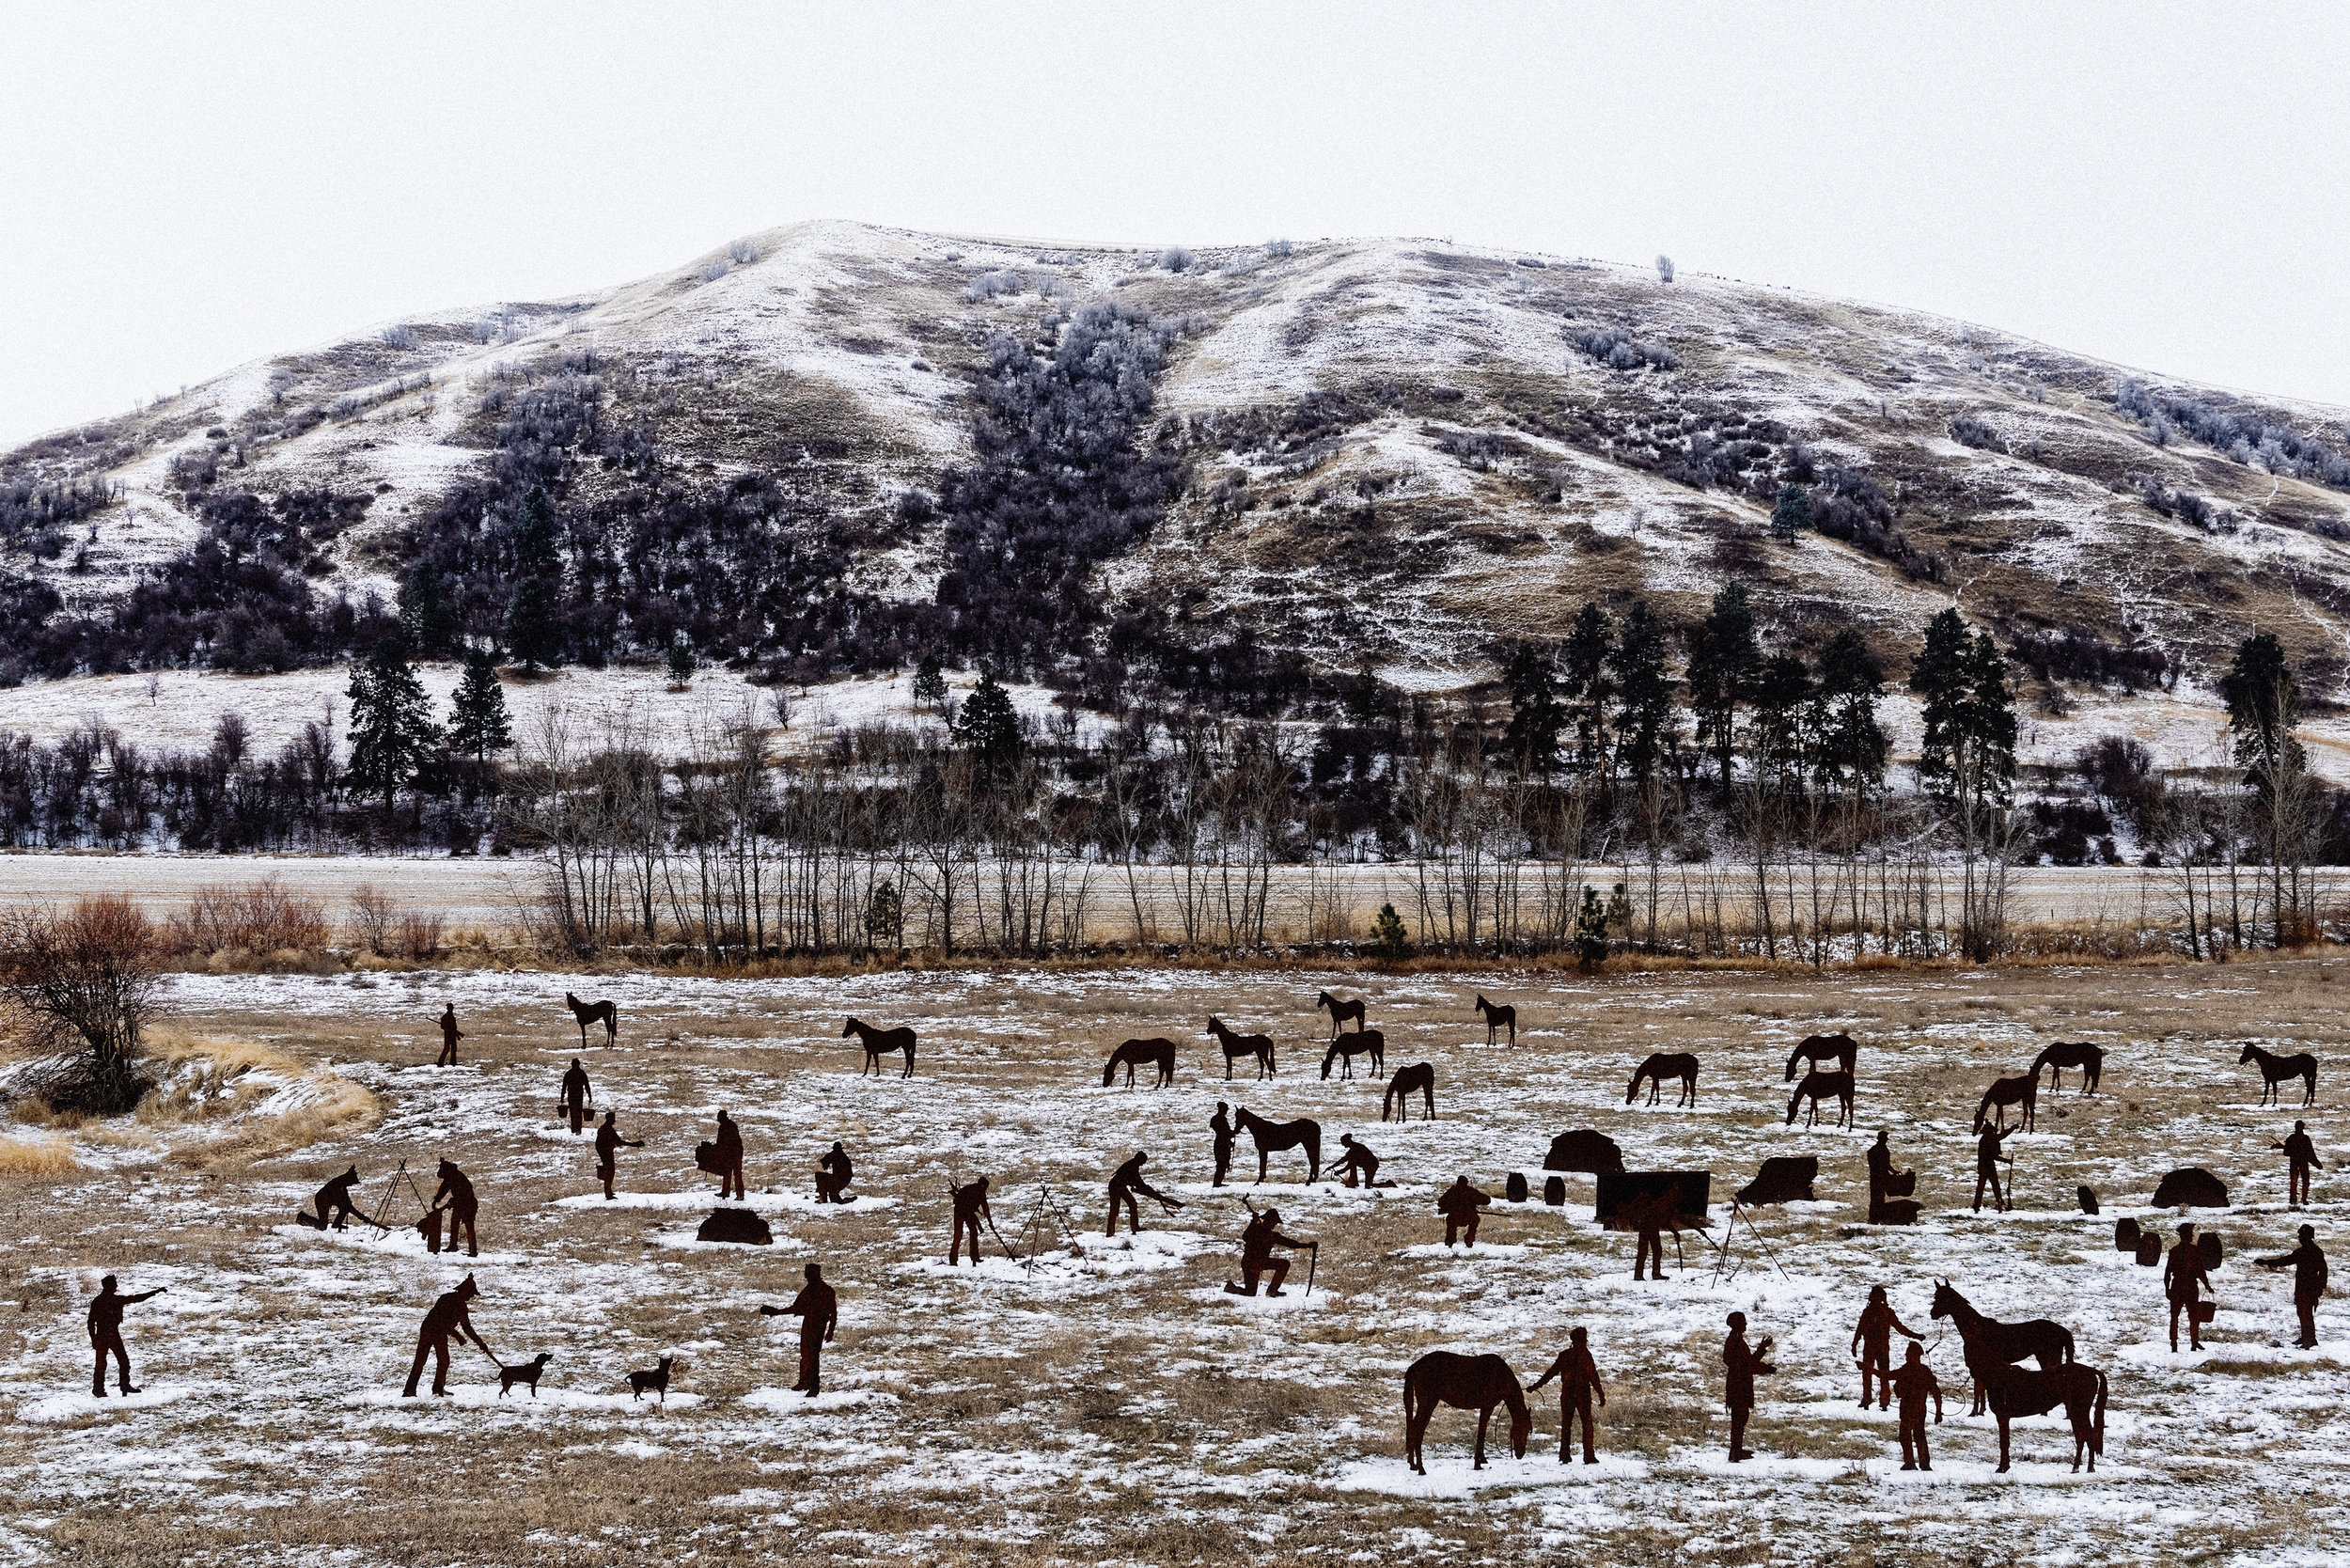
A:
1437 1175 1490 1247
815 1141 854 1203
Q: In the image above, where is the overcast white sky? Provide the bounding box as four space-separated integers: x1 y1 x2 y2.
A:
4 2 2345 447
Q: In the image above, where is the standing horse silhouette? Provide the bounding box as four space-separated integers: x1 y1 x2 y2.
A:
1102 1038 1177 1089
1474 996 1518 1048
1974 1073 2038 1132
1930 1280 2076 1417
1626 1053 1700 1107
2032 1041 2105 1095
1317 991 1368 1041
2239 1043 2317 1106
1208 1017 1276 1080
1321 1028 1386 1081
1784 1031 1857 1081
1402 1352 1532 1474
565 993 618 1047
1384 1061 1435 1122
842 1017 916 1078
1233 1106 1322 1184
1974 1357 2108 1473
1785 1069 1855 1129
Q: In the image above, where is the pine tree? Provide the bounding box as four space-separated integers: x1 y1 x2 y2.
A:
912 652 947 710
503 575 561 673
448 646 511 762
398 561 456 657
1685 582 1759 795
1574 886 1609 971
1345 661 1383 727
345 637 442 809
1910 607 1972 792
666 636 696 686
1500 642 1564 776
1810 627 1886 792
1912 609 2013 808
1770 483 1811 544
511 486 560 577
1561 601 1615 779
2222 629 2299 776
952 671 1025 780
1748 651 1814 787
1371 902 1411 958
1608 601 1674 788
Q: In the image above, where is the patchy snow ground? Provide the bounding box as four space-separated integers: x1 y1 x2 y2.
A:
1 960 2344 1563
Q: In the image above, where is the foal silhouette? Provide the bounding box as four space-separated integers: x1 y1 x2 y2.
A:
564 992 618 1047
1626 1053 1699 1107
1402 1352 1531 1473
2239 1043 2317 1106
1473 995 1517 1048
1101 1037 1177 1089
843 1016 916 1077
1383 1062 1435 1122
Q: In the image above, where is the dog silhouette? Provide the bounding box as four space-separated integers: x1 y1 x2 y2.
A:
498 1353 554 1398
628 1356 675 1403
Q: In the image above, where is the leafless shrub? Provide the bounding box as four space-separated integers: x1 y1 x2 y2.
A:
398 910 445 962
727 239 759 265
346 883 395 956
1654 254 1674 283
698 259 730 284
380 323 416 351
0 895 162 1114
173 877 332 956
1159 247 1194 274
1263 239 1294 259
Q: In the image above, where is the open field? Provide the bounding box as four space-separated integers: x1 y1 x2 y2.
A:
2 958 2345 1566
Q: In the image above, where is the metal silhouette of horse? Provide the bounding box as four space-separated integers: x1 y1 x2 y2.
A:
1784 1031 1857 1081
1973 1073 2038 1132
1626 1053 1699 1107
842 1016 916 1078
1101 1038 1176 1089
1317 991 1367 1040
1208 1017 1276 1080
1474 996 1518 1048
1232 1106 1322 1184
1384 1061 1435 1121
565 992 618 1047
2032 1041 2105 1095
1929 1279 2076 1417
1974 1357 2107 1473
2239 1043 2317 1106
1786 1069 1855 1130
1402 1351 1532 1474
1321 1028 1386 1081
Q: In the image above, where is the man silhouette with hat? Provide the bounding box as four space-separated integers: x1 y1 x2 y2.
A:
87 1276 164 1398
403 1274 495 1398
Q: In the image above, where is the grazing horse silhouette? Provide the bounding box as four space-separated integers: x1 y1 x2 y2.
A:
1384 1061 1435 1122
1101 1038 1176 1089
1317 991 1368 1040
1208 1017 1276 1080
565 993 618 1047
1474 995 1517 1048
1321 1028 1386 1081
1974 1073 2038 1132
2032 1041 2105 1096
1785 1069 1855 1130
842 1016 916 1078
1784 1031 1857 1081
2239 1043 2317 1106
1930 1280 2076 1418
1232 1106 1322 1184
1402 1351 1532 1474
1975 1357 2108 1474
1626 1053 1700 1107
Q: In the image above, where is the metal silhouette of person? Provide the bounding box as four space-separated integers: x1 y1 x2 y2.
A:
948 1175 993 1265
1437 1175 1490 1247
1528 1326 1606 1465
559 1058 592 1135
713 1110 745 1201
815 1142 854 1204
403 1273 495 1398
1887 1341 1943 1470
764 1262 838 1396
2257 1224 2328 1348
1972 1122 2015 1213
1210 1102 1236 1189
1106 1151 1179 1235
2166 1222 2213 1352
431 1159 480 1258
594 1110 642 1201
2276 1121 2324 1209
1333 1134 1390 1188
306 1165 374 1231
1224 1202 1313 1296
1721 1310 1775 1462
1851 1285 1925 1409
435 1004 463 1067
86 1276 164 1398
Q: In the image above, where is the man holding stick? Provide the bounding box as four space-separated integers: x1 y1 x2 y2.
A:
1106 1151 1180 1236
948 1174 993 1265
403 1274 496 1399
1224 1202 1314 1297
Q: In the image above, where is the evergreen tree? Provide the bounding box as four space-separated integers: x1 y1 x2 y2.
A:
2222 629 2300 776
912 652 948 710
1770 482 1811 544
665 635 697 686
510 486 560 576
398 561 457 657
448 646 511 762
1371 902 1411 958
952 671 1026 780
345 637 442 809
1500 641 1564 776
1685 582 1760 795
1344 660 1383 727
1574 886 1609 970
503 574 561 673
1911 609 2013 807
1608 601 1674 788
1747 651 1814 788
1810 626 1887 792
1560 601 1615 778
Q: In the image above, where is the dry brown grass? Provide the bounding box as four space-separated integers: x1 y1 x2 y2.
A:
0 1131 75 1174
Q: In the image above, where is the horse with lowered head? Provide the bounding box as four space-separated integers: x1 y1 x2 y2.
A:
1402 1351 1532 1474
1930 1278 2076 1418
1974 1073 2038 1133
1322 1028 1386 1081
2032 1041 2105 1096
1785 1070 1854 1130
1784 1031 1856 1081
1102 1038 1176 1089
1627 1053 1700 1107
1207 1017 1276 1080
1384 1061 1435 1122
842 1017 916 1078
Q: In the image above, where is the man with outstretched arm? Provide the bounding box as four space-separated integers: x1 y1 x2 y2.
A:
2276 1121 2324 1210
761 1263 838 1396
1528 1326 1606 1465
2257 1224 2328 1348
594 1110 642 1201
87 1276 164 1398
1851 1284 1925 1409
